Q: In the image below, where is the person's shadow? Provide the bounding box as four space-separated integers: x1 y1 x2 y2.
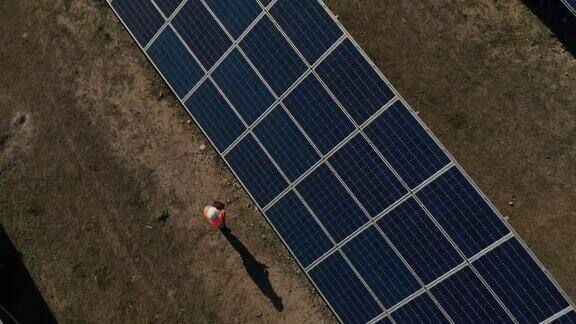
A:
220 227 284 311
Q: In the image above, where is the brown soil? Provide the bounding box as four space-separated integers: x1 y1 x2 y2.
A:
0 0 574 322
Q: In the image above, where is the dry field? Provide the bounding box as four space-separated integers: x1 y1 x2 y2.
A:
0 0 574 322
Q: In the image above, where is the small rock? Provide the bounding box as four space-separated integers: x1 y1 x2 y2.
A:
255 312 262 317
508 201 514 207
199 144 206 151
22 33 28 38
158 91 165 100
187 119 192 125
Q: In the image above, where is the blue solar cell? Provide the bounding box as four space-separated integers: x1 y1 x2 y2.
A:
212 49 274 124
171 0 231 69
185 80 245 152
154 0 182 17
253 106 320 181
146 27 204 98
316 39 395 125
283 74 354 155
431 267 513 323
391 293 450 324
342 226 420 308
204 0 261 39
473 238 569 323
225 134 288 207
270 0 343 64
259 0 273 7
266 191 333 267
240 16 307 95
375 317 393 324
308 252 383 323
329 135 407 217
552 311 576 324
377 198 463 284
365 101 450 188
417 167 510 258
112 0 164 47
297 164 369 242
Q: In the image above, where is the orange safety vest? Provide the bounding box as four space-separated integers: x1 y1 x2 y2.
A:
204 207 225 229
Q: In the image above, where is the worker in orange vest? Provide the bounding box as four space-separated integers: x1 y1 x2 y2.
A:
203 201 227 229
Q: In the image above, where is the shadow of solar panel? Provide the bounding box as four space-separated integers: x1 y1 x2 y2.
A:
341 226 420 308
376 198 463 284
417 167 510 258
308 252 382 323
390 293 450 324
431 267 513 323
154 0 182 17
111 0 164 47
552 311 576 324
270 0 343 64
184 80 245 152
364 100 450 189
240 16 307 95
146 26 204 98
297 164 368 242
172 0 231 69
212 49 274 124
329 135 407 217
253 106 320 181
473 238 569 323
204 0 261 39
266 191 333 268
283 74 355 155
225 134 288 207
317 39 395 125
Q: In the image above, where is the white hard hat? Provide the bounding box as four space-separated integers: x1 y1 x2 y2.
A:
206 206 219 221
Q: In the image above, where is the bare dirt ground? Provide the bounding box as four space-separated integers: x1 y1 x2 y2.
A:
0 0 574 322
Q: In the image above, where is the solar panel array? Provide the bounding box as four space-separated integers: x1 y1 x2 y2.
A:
108 0 575 322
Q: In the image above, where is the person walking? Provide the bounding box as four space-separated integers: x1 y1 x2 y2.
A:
203 202 227 230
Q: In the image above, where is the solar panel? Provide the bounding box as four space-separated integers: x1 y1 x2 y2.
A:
552 310 576 323
341 226 420 308
430 267 513 323
253 105 320 181
389 292 450 323
171 0 231 69
562 0 576 16
108 0 575 322
153 0 182 17
376 198 463 285
146 26 204 99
